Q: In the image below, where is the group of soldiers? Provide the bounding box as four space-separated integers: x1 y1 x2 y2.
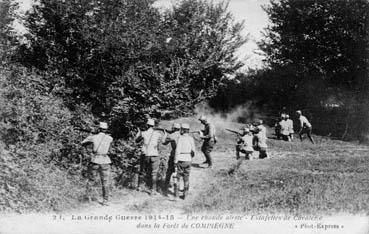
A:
275 110 315 144
81 115 217 205
228 119 269 175
133 115 217 199
80 110 315 205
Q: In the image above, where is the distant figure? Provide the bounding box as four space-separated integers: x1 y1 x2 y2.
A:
275 114 284 139
162 123 181 196
279 114 290 141
135 119 167 195
175 123 196 200
81 122 113 206
229 126 254 174
254 120 268 159
198 115 217 169
296 110 315 144
286 114 294 141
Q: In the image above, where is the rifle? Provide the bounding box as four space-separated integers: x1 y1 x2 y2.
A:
190 130 200 134
226 128 242 135
154 127 173 133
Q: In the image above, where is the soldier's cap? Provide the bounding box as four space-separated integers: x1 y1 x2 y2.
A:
99 122 108 129
181 123 190 129
198 115 207 121
146 119 155 126
296 110 302 115
172 123 181 129
286 114 290 118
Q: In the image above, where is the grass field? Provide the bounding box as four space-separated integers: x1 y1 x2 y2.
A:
170 117 369 215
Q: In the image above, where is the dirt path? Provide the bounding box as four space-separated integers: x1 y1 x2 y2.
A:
74 150 230 215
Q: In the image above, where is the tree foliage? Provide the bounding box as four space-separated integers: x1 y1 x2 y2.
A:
255 0 369 140
18 0 246 134
260 0 369 91
0 0 18 63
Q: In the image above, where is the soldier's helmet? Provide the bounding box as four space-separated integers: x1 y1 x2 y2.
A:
286 114 290 118
181 123 190 129
99 122 108 129
146 119 155 126
172 123 181 129
296 110 302 115
281 113 286 118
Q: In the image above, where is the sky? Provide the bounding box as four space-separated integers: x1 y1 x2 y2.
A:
15 0 271 68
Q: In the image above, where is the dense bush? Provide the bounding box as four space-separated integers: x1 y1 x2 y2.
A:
0 66 151 212
0 66 88 212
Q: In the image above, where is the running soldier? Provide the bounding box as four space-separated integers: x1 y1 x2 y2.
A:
296 110 315 144
162 123 181 196
135 119 167 195
174 123 196 200
198 115 216 168
81 122 113 206
228 125 254 174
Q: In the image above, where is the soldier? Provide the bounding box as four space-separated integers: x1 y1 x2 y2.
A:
228 126 254 175
198 115 217 169
274 114 284 139
162 123 181 196
135 119 167 195
174 123 196 200
286 114 294 141
81 122 113 206
279 114 290 141
254 120 268 159
296 110 315 144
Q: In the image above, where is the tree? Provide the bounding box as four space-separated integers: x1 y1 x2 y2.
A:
18 0 247 135
0 0 18 63
258 0 369 140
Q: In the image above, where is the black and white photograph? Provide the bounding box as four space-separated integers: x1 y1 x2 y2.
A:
0 0 368 233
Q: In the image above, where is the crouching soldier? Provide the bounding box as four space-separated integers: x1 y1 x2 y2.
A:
81 122 113 206
135 119 167 195
229 126 254 175
174 123 196 200
254 120 268 159
162 123 181 196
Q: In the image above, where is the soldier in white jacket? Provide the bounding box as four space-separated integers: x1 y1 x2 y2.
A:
174 123 196 199
296 110 315 144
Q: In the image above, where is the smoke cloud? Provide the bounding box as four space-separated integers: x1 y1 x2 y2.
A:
194 102 266 129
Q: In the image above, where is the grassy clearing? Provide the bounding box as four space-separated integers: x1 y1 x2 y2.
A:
180 118 369 215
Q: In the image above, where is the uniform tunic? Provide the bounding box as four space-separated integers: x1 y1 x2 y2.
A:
81 132 113 164
81 132 113 201
174 133 196 196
